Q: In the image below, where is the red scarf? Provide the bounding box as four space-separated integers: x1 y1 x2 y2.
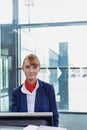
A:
25 80 37 93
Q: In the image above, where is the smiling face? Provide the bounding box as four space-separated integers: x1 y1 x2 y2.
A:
22 54 40 84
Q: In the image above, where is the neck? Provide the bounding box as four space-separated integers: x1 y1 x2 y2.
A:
26 79 37 84
25 79 37 93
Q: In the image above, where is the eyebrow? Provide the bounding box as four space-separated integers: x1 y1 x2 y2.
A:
24 65 39 67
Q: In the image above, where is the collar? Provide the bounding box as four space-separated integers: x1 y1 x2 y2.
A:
25 80 37 93
21 80 39 94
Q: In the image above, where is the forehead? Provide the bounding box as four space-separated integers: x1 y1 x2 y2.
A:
23 57 40 66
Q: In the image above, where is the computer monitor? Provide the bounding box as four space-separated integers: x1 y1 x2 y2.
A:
0 112 53 127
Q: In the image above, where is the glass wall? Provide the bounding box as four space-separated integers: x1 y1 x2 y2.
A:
0 0 12 24
18 0 87 23
0 0 87 112
19 25 87 112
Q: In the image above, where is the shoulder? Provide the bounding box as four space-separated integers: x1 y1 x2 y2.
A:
38 79 54 91
38 79 52 86
38 80 56 99
12 84 23 94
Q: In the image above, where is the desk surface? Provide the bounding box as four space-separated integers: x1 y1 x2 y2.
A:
0 126 24 130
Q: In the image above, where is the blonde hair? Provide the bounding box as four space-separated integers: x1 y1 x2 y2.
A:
23 54 40 67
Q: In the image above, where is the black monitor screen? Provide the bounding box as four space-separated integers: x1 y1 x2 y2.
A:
0 112 53 127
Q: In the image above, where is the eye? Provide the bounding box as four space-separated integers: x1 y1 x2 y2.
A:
33 65 38 69
24 65 30 69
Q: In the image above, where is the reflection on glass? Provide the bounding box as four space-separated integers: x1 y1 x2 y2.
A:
0 57 9 112
0 0 87 112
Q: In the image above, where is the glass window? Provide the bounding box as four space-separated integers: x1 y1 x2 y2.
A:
19 25 87 112
0 0 12 24
0 0 87 113
0 56 9 111
18 0 87 23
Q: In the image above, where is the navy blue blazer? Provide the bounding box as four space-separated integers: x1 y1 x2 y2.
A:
11 79 59 127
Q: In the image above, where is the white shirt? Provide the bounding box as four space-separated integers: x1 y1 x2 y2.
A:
21 80 39 112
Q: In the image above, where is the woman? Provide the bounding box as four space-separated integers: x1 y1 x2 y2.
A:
11 53 59 127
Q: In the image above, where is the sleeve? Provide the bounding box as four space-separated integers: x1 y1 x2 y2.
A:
11 88 19 112
48 84 59 127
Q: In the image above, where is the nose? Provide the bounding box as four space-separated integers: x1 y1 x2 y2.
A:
29 67 34 72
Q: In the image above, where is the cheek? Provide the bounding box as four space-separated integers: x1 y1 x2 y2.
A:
36 69 40 73
37 68 40 72
23 69 28 75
